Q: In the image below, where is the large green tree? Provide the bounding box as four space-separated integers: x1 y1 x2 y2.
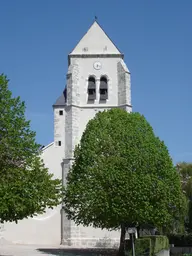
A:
0 74 62 222
63 108 186 255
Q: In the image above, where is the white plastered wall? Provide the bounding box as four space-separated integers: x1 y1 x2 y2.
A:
2 143 62 245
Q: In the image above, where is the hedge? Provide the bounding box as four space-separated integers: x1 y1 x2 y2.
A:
126 238 151 256
126 236 169 256
148 236 169 254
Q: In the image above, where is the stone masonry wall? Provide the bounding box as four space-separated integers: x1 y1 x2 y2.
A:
61 159 72 245
54 107 65 153
65 60 80 159
63 59 81 245
67 60 80 106
117 59 131 107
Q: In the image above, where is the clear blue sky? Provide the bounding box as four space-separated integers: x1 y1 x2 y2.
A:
0 0 192 163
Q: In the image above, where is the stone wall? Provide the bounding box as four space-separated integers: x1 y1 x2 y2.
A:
67 60 80 106
62 60 82 245
117 59 131 108
54 107 65 153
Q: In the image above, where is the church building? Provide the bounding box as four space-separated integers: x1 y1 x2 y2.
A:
2 21 132 246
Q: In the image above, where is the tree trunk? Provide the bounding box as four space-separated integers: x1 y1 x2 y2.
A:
117 223 126 256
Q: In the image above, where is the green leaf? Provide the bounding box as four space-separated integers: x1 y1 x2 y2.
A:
0 74 63 222
63 109 186 232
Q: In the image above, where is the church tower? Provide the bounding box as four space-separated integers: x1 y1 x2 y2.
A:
53 21 132 246
0 21 132 247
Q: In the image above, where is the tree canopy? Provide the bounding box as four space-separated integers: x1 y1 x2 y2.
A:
176 162 192 199
176 162 192 232
64 109 186 232
0 74 62 222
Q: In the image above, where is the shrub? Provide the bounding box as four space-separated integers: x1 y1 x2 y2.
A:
126 236 169 256
149 236 169 254
126 237 151 256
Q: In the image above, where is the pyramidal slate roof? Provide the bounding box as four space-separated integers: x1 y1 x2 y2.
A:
53 89 66 107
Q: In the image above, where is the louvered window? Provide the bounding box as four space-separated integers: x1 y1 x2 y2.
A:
88 76 96 101
100 76 108 100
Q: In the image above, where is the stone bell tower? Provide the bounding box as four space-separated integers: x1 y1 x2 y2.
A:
53 21 132 246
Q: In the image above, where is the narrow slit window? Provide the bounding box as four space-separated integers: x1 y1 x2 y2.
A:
64 88 67 102
58 141 61 146
59 110 63 115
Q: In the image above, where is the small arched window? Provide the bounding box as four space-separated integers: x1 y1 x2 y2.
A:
88 76 96 101
100 76 108 100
